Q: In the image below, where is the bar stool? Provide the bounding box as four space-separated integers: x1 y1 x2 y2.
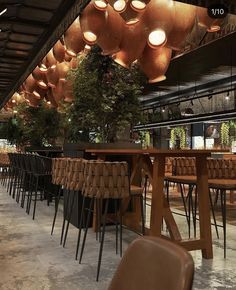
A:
77 160 144 281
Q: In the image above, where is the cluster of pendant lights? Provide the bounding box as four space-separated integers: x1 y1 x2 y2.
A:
5 0 222 111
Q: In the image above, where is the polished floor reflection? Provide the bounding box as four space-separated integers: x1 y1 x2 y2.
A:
0 185 236 290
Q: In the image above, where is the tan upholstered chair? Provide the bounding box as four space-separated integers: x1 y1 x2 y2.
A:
108 236 194 290
76 160 144 281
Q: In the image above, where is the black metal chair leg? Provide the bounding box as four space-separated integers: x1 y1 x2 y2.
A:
63 190 76 247
60 189 70 245
180 183 190 235
140 195 145 235
209 189 219 239
96 198 109 281
115 199 118 254
51 186 62 235
79 197 94 264
75 195 86 260
32 177 39 220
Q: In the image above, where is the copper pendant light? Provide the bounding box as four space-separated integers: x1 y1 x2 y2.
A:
108 0 127 13
142 0 174 48
46 49 57 67
26 93 41 107
64 17 85 57
53 39 66 63
80 2 107 45
24 74 37 93
139 45 172 83
46 65 59 88
33 69 48 89
196 6 222 32
46 89 58 107
63 79 74 103
119 0 144 25
113 20 148 68
32 86 46 99
56 62 70 80
97 5 124 55
93 0 108 11
167 1 196 51
130 0 150 12
52 79 65 104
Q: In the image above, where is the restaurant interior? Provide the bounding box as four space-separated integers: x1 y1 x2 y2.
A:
0 0 236 289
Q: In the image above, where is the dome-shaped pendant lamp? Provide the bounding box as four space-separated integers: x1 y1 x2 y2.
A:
32 86 46 99
53 39 66 63
56 62 70 80
143 0 174 48
64 17 86 57
139 45 172 83
24 74 37 93
93 0 108 11
62 79 74 103
196 6 222 32
52 79 65 104
46 89 58 107
97 5 124 55
113 20 148 68
108 0 127 13
167 1 196 51
32 67 48 89
46 65 59 88
46 49 57 68
80 2 107 45
26 93 41 107
130 0 150 12
119 0 144 25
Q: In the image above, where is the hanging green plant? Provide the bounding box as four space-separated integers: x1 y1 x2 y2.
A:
220 122 230 146
170 127 186 149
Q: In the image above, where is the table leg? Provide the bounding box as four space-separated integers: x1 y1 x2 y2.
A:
150 156 165 236
196 156 213 259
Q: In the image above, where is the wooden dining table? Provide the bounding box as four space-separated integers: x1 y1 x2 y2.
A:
86 148 227 259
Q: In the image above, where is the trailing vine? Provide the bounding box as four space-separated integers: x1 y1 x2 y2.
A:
170 127 186 149
220 122 230 146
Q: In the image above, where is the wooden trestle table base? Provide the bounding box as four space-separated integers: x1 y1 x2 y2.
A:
85 148 224 259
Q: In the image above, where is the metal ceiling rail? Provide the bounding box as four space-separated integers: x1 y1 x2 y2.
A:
134 109 236 130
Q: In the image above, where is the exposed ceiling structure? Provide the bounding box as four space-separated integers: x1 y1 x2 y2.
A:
0 0 89 108
142 28 236 107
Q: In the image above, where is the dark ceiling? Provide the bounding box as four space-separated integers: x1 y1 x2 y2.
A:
0 0 89 108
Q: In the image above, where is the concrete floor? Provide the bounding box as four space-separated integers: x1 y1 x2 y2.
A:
0 184 236 290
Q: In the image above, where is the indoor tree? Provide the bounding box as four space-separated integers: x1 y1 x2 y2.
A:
66 45 147 143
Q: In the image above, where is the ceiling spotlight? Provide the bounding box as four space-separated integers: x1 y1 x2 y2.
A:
208 95 212 100
0 6 7 16
225 95 230 100
191 100 194 106
162 106 165 113
148 29 166 48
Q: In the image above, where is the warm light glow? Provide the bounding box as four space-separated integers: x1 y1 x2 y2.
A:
130 0 146 11
0 7 7 16
12 99 16 103
113 57 130 69
207 25 220 32
39 64 48 72
66 49 77 57
126 18 140 25
94 0 108 10
33 91 41 99
148 29 166 48
149 75 166 83
83 31 97 43
47 101 51 105
13 110 18 114
113 0 126 12
38 80 47 88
